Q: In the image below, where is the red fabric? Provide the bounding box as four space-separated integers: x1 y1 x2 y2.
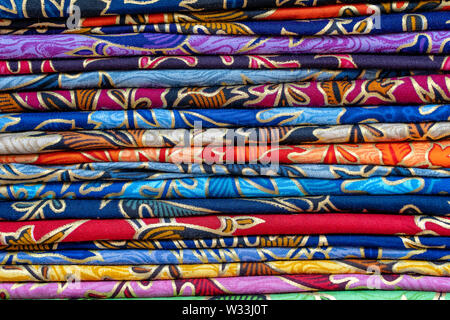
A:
0 214 448 245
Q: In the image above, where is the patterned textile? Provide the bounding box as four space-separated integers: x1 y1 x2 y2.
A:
3 234 448 251
2 55 449 75
0 260 448 281
0 274 448 299
0 1 441 19
1 0 450 301
2 141 448 168
2 74 449 112
138 290 450 300
2 1 448 27
2 164 449 185
2 106 450 132
2 69 425 92
1 248 449 265
0 215 448 246
0 176 449 200
0 196 449 220
2 32 450 60
0 123 448 154
4 12 450 36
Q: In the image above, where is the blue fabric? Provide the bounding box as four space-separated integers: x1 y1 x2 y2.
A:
1 163 449 187
0 69 424 91
0 1 396 19
20 235 450 251
0 195 448 220
1 247 448 265
0 177 448 200
17 11 450 36
1 105 449 131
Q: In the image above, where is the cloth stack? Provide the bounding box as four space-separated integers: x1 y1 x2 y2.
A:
0 0 449 300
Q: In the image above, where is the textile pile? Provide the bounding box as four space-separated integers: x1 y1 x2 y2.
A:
0 0 449 300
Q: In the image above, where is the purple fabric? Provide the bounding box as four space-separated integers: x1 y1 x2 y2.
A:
0 31 448 59
0 274 448 299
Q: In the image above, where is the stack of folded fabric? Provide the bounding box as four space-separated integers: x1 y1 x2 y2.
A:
0 0 449 301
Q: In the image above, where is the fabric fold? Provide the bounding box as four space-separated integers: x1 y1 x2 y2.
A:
2 234 448 251
133 290 450 300
0 176 449 200
1 141 447 168
0 260 448 281
1 248 449 265
2 32 450 60
0 0 439 19
1 106 449 131
5 12 450 36
0 274 448 299
4 68 418 92
2 74 448 112
2 2 448 27
1 163 449 185
0 214 448 246
0 122 448 154
2 55 449 75
0 196 448 220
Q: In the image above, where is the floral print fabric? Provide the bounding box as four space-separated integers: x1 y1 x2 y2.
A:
0 0 449 300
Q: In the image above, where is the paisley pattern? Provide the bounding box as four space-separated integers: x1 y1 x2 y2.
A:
0 214 449 246
2 74 449 112
1 31 450 60
0 195 449 220
0 274 449 299
1 54 449 76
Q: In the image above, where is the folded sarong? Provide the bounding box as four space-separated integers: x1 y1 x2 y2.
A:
1 248 449 265
2 106 449 131
0 0 439 19
0 196 448 220
2 1 448 28
3 234 448 251
4 68 420 92
0 274 448 299
5 12 450 36
2 55 449 75
1 123 448 154
2 141 447 168
0 214 448 245
2 32 449 60
0 176 449 200
0 260 447 281
2 163 449 185
2 74 448 112
140 290 450 300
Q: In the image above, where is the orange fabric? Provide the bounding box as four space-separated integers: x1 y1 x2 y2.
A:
1 141 448 168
